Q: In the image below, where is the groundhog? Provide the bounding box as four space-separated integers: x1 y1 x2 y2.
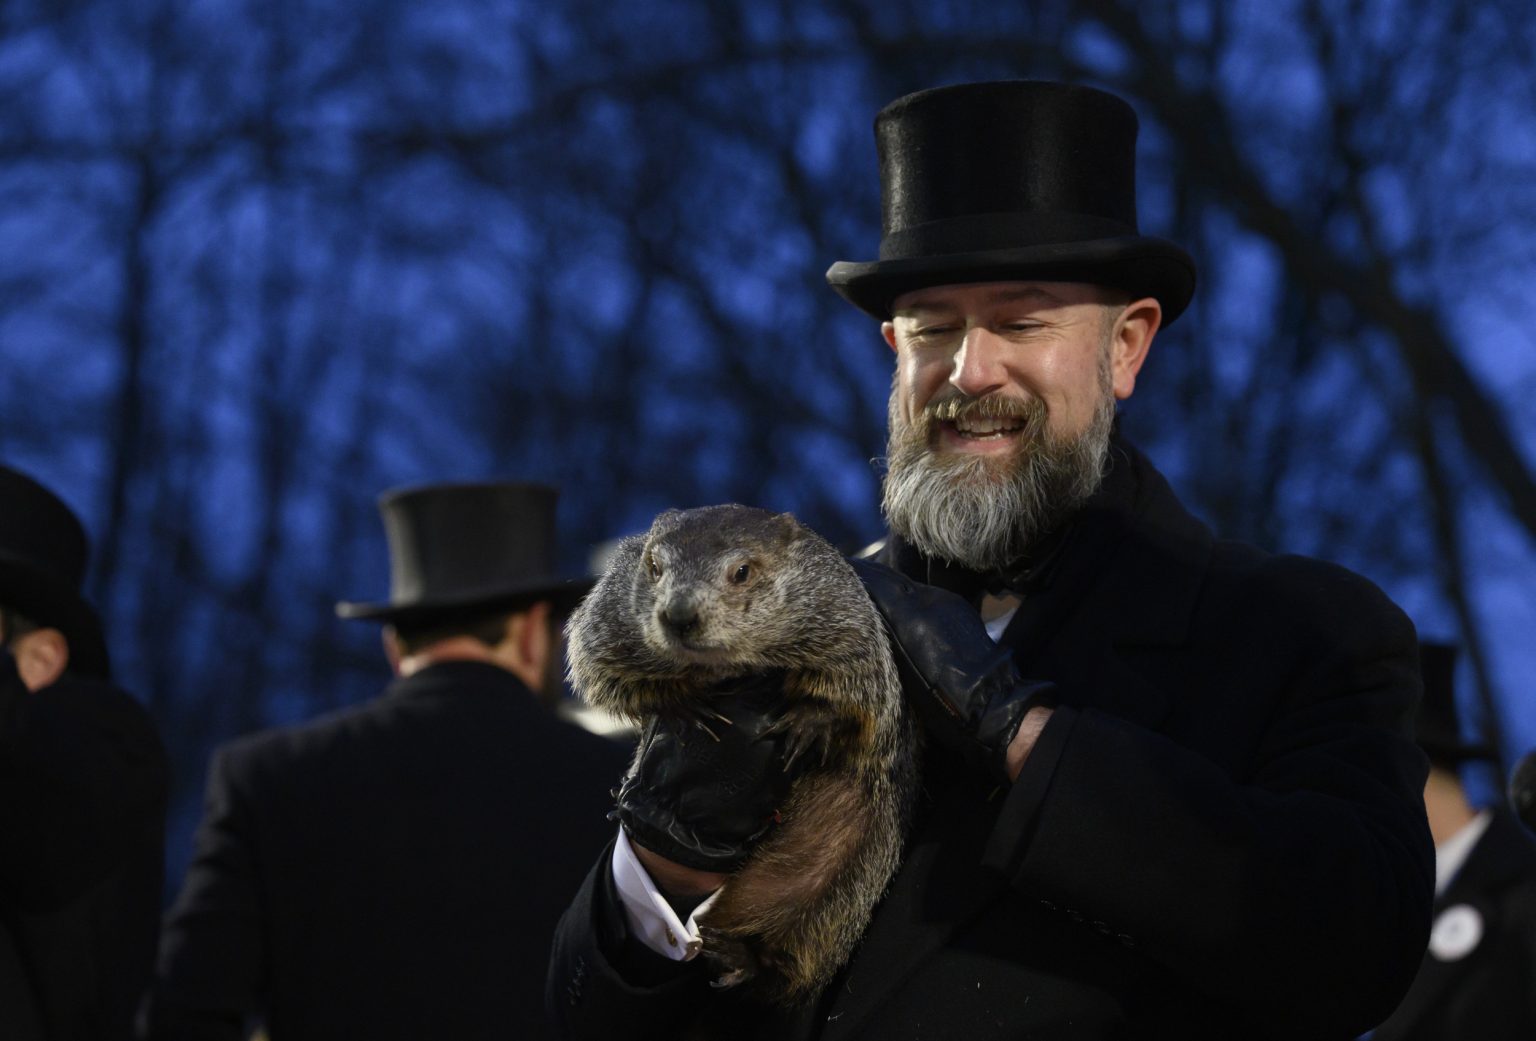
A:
566 504 917 1005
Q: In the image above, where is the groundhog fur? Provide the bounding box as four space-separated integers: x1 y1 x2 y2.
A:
566 504 918 1005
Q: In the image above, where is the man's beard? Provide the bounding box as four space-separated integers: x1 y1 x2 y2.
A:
881 363 1116 572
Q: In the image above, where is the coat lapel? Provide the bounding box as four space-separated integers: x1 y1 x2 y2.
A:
1008 439 1212 730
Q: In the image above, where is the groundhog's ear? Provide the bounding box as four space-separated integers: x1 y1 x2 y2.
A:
773 511 806 539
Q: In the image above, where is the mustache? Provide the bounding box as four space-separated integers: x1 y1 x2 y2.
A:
913 394 1047 442
924 393 1038 423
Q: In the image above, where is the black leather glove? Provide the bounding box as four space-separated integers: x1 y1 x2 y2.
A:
849 557 1056 785
613 671 800 873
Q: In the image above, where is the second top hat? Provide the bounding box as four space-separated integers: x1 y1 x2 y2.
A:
0 465 112 678
335 481 591 624
826 80 1197 324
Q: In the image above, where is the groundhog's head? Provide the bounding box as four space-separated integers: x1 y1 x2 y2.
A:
636 504 818 669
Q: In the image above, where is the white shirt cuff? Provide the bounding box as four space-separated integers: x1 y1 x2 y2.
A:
611 828 722 962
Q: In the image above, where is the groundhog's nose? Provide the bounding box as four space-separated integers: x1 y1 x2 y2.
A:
659 600 701 638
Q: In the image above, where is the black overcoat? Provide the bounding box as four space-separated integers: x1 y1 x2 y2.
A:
547 439 1436 1040
1 657 168 1041
1371 807 1536 1040
143 660 633 1041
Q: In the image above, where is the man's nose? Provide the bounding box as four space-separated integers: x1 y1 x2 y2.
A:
949 327 1007 398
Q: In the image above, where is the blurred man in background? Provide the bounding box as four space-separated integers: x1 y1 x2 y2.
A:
1370 642 1536 1040
141 481 631 1041
1 464 169 1041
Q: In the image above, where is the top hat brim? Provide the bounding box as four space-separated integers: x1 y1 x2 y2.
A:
1421 735 1498 767
826 236 1196 326
0 554 111 679
335 575 595 624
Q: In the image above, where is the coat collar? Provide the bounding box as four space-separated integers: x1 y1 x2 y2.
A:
880 438 1212 732
879 437 1212 652
1080 437 1213 649
382 658 536 703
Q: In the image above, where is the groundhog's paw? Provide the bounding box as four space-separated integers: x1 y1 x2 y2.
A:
702 929 761 990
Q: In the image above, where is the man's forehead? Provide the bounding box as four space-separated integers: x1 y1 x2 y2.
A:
889 280 1103 317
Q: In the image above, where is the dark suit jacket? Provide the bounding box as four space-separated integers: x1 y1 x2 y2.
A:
142 660 633 1041
1 656 169 1041
547 438 1435 1040
1371 807 1536 1040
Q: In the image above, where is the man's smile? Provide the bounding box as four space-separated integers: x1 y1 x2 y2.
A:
952 414 1024 438
929 403 1034 455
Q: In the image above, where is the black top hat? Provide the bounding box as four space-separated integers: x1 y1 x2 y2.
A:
0 465 111 679
1415 642 1495 766
826 81 1197 324
335 481 591 624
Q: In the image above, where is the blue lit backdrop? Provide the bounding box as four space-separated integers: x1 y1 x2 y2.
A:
1 0 1532 893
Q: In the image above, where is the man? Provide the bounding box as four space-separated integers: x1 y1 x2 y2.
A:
0 464 169 1041
1370 643 1536 1040
547 81 1435 1039
142 481 632 1041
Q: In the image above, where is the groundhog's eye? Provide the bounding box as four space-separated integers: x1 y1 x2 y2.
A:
646 554 662 581
730 563 751 584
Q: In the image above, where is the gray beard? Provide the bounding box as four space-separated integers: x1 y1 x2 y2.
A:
881 379 1115 573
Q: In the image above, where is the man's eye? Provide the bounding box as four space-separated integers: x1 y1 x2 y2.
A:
912 325 958 340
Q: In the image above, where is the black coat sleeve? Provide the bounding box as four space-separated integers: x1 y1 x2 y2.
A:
546 836 715 1040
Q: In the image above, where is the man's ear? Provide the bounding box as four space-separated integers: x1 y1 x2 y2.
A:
13 627 69 692
382 626 404 676
881 320 899 353
513 602 552 669
501 602 553 694
1110 297 1161 400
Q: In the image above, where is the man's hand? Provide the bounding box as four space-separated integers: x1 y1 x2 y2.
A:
613 672 800 875
629 842 728 900
849 557 1056 784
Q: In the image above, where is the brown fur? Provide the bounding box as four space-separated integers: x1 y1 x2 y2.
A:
566 505 918 1004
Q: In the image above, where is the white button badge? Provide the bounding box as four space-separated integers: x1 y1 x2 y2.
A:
1427 904 1483 962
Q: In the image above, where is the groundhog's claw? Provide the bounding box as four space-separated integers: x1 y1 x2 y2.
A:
661 700 734 741
704 930 760 990
780 724 823 773
710 969 749 989
765 700 856 772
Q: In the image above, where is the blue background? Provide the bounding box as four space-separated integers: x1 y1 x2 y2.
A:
1 0 1531 895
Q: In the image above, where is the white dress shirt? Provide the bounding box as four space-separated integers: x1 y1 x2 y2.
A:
1434 808 1491 895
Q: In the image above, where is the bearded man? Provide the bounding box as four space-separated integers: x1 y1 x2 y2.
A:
547 81 1435 1040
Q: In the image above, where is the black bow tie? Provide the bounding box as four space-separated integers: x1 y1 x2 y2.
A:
889 524 1075 609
